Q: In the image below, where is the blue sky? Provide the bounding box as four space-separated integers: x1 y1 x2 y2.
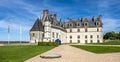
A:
0 0 120 41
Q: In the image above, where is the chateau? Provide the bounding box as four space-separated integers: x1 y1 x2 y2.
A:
30 9 103 43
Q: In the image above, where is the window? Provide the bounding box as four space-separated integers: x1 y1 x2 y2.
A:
97 23 99 25
70 24 72 26
75 23 77 26
90 40 93 43
52 39 54 42
78 23 80 26
78 40 80 43
32 33 35 37
56 33 58 38
70 29 72 32
85 28 88 32
90 35 93 38
77 35 80 39
97 35 99 38
97 28 99 32
85 40 87 43
70 36 72 39
85 35 87 39
52 32 54 38
67 24 69 27
70 40 72 43
82 23 84 26
97 40 100 43
85 23 87 26
77 29 80 32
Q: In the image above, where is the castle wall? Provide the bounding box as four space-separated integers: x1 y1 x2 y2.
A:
50 27 67 43
30 31 43 43
66 27 103 43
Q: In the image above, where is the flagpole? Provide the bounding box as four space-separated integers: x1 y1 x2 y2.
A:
8 25 10 45
20 25 22 45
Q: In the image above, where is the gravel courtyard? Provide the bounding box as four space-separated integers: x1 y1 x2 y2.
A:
25 45 120 62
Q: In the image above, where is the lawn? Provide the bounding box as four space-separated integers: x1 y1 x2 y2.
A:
72 45 120 54
0 45 55 62
89 40 120 45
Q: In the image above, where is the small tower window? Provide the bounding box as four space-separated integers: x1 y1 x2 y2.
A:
32 33 35 37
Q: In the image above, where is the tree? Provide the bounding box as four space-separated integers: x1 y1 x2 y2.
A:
104 31 117 40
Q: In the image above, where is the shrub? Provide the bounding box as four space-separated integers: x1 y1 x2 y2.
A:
38 42 59 46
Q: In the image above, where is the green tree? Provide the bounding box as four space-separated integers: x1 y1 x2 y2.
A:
104 31 117 40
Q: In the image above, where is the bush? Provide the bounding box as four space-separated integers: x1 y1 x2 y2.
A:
38 42 59 46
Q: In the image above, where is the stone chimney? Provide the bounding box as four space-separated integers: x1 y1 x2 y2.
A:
43 9 49 15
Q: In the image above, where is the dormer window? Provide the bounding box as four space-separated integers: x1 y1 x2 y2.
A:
67 24 69 27
85 23 87 26
70 24 72 26
77 23 80 26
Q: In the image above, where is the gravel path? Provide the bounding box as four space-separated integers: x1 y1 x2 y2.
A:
25 45 120 62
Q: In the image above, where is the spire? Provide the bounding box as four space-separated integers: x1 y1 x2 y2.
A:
98 15 102 21
92 16 95 22
81 16 84 22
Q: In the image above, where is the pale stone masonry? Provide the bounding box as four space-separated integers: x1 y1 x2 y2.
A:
30 9 103 43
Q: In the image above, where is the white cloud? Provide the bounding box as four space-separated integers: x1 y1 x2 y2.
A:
103 18 120 33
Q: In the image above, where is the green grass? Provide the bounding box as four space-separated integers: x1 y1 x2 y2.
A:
89 40 120 45
0 45 55 62
72 45 120 54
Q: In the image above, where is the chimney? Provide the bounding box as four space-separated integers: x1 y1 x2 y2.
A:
43 9 49 15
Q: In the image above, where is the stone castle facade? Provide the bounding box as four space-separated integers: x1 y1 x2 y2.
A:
30 9 103 43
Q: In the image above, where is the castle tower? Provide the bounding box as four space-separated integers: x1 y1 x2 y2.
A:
43 20 51 42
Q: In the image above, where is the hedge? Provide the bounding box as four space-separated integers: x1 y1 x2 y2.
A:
38 42 59 46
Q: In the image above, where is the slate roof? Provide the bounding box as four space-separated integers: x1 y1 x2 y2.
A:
30 18 44 31
30 10 103 32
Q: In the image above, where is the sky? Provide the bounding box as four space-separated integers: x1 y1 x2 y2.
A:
0 0 120 41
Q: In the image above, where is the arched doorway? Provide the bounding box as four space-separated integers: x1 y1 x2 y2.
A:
55 39 61 45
